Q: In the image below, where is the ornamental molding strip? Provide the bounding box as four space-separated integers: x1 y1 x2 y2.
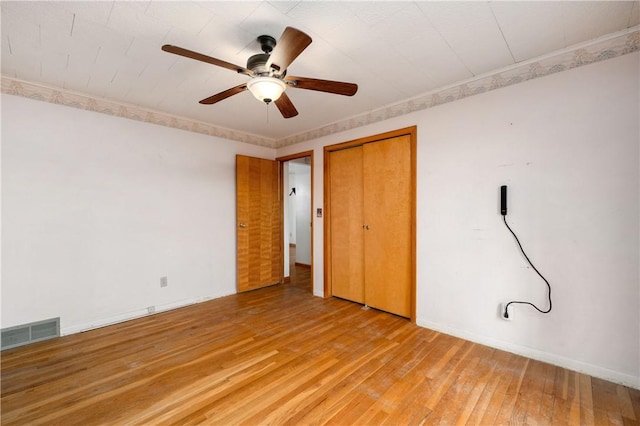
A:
276 27 639 148
2 27 638 149
0 77 276 148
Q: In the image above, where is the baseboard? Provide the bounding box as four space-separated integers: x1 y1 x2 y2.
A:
61 291 235 336
417 318 640 390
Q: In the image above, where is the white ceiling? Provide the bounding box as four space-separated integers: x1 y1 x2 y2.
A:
2 1 639 142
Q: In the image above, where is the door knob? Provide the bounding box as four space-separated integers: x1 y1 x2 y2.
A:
239 223 247 228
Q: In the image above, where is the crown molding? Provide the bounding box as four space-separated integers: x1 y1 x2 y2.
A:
0 77 275 148
2 27 638 149
276 27 639 148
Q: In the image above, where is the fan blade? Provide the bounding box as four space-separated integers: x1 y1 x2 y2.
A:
286 76 358 96
266 27 312 72
199 84 248 105
274 92 299 118
162 45 253 75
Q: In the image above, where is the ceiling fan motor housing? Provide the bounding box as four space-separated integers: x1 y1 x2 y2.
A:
247 35 283 76
247 53 271 75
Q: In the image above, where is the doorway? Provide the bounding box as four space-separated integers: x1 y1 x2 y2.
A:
278 151 314 293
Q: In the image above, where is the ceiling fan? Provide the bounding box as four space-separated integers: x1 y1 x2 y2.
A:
161 27 358 119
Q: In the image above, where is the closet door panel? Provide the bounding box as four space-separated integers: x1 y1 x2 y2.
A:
363 135 411 317
329 146 365 303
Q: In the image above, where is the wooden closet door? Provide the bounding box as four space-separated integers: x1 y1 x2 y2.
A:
363 135 412 317
329 146 364 303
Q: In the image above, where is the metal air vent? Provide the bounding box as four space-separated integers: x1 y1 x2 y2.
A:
1 318 60 350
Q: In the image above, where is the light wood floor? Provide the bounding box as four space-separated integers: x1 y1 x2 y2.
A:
287 245 312 294
2 262 639 425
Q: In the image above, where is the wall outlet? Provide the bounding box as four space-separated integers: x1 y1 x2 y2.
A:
500 303 513 321
147 306 156 314
160 276 168 288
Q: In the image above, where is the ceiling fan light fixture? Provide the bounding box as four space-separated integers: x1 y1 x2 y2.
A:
247 77 286 104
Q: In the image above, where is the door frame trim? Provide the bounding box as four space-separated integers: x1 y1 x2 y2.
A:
276 150 314 293
323 126 417 322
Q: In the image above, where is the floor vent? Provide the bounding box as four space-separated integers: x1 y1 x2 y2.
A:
1 318 60 350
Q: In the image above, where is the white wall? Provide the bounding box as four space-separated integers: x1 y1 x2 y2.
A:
1 94 275 334
292 162 311 265
276 52 640 388
287 171 296 245
283 162 290 278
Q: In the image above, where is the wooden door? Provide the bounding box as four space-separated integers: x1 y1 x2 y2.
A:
236 155 282 292
329 146 364 303
363 135 412 317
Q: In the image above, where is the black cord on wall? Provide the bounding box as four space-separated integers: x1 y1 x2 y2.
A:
502 211 552 318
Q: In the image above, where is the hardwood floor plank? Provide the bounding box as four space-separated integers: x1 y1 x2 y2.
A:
475 350 515 424
492 355 530 424
568 372 583 425
463 352 503 425
579 373 596 425
378 340 453 424
630 383 640 421
454 347 498 425
324 391 376 425
534 362 557 425
619 384 638 421
290 338 401 425
2 263 639 425
353 333 445 424
595 377 627 426
208 354 340 425
127 349 280 425
551 370 568 424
